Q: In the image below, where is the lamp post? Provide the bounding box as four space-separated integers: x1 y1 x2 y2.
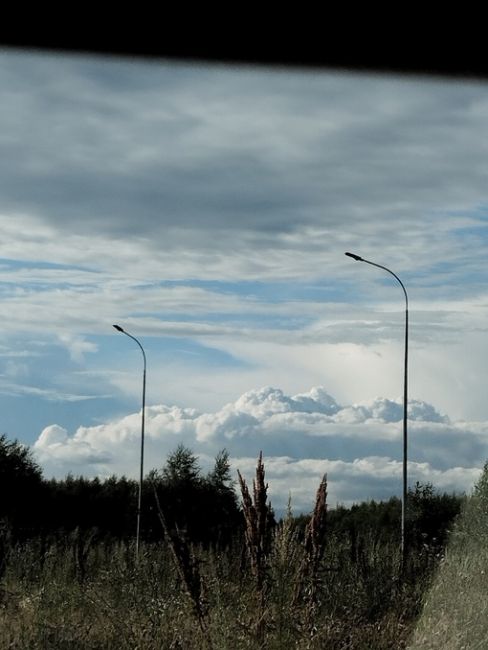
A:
345 252 409 563
113 324 146 560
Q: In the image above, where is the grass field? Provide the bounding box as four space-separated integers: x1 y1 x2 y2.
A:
0 530 434 649
1 462 486 649
407 463 488 650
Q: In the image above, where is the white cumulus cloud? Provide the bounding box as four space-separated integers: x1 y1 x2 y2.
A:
31 385 488 512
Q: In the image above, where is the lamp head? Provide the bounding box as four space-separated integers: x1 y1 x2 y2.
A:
345 252 363 262
113 324 124 333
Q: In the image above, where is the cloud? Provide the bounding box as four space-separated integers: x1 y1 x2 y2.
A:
34 424 113 470
58 333 98 363
31 385 487 512
0 379 111 403
3 52 488 487
2 53 488 288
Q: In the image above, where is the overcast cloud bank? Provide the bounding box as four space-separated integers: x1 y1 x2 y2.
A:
2 53 488 505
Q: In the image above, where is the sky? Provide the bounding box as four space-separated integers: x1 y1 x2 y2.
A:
1 48 488 514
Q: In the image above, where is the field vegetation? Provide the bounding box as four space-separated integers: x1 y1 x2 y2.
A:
1 433 483 649
407 461 488 649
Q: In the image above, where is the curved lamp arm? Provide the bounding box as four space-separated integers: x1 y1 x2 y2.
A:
113 324 147 369
345 252 408 309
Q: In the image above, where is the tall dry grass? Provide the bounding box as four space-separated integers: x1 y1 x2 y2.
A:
237 451 272 645
408 463 488 649
152 480 212 649
0 453 447 649
293 474 329 644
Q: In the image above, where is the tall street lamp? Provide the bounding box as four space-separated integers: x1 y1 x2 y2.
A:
345 252 409 563
113 324 146 560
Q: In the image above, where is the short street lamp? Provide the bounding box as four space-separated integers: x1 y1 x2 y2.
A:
345 252 409 563
113 324 146 559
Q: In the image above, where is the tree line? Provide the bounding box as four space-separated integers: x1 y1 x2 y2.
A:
0 433 463 553
1 435 243 547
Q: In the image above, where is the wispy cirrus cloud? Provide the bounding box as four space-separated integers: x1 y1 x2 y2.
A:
0 379 112 403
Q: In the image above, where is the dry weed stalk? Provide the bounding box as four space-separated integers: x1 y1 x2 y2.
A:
71 526 98 583
304 473 328 570
0 520 11 582
274 495 300 570
152 483 212 649
237 451 271 644
293 474 328 640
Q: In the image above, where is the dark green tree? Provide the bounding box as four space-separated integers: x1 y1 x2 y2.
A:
162 444 201 485
0 434 44 536
206 449 241 546
407 481 462 550
42 474 138 540
207 449 232 486
148 445 242 548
